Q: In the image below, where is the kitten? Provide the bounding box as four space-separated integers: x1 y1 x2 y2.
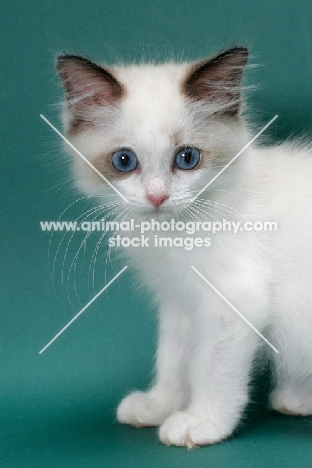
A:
57 47 312 447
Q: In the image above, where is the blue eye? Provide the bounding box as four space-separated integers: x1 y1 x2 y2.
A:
111 148 138 172
174 147 200 170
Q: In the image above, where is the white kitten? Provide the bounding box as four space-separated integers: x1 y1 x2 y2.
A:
57 48 312 447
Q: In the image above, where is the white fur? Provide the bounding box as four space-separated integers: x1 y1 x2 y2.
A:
60 58 312 447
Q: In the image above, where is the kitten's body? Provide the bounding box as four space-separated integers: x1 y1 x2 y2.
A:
57 48 312 447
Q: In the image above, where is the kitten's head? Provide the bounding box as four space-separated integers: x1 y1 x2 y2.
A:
57 47 249 217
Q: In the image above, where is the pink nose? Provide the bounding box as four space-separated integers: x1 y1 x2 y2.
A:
146 193 168 207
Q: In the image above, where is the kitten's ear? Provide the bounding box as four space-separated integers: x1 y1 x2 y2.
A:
57 55 123 109
183 47 248 115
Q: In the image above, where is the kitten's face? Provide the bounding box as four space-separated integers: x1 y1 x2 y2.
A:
57 48 248 217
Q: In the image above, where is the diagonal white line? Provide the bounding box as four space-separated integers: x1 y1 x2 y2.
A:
39 266 128 354
191 266 279 354
191 115 278 202
40 114 129 203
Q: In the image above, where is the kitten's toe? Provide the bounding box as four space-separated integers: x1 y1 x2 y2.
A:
159 411 233 448
117 390 180 427
269 387 312 416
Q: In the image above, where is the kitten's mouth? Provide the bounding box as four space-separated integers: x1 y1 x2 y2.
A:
142 206 168 215
137 198 192 216
138 204 173 219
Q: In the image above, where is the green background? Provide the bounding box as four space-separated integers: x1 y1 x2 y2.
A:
1 1 312 466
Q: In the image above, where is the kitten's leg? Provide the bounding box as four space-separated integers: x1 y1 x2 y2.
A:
159 309 261 447
268 287 312 416
117 303 189 427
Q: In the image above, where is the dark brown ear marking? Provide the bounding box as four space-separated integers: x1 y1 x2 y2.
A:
183 47 248 115
57 55 124 108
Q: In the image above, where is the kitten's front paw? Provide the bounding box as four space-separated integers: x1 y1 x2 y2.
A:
159 411 233 448
117 390 180 427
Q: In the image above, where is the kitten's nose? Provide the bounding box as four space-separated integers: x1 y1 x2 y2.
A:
146 177 168 207
146 193 168 207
